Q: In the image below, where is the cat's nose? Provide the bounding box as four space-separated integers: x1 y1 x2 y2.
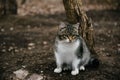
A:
68 36 72 42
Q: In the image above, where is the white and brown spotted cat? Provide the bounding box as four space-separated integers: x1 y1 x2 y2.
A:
54 22 93 75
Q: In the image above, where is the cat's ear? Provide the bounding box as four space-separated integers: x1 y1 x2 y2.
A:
59 22 66 29
73 23 79 29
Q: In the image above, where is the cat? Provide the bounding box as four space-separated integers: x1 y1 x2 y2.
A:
54 22 98 75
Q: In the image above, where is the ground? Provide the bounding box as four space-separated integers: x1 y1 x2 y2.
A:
0 0 120 80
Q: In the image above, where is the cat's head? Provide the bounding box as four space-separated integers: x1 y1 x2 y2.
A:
57 22 79 43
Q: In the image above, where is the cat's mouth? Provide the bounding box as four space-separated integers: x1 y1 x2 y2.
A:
65 38 75 43
68 39 72 43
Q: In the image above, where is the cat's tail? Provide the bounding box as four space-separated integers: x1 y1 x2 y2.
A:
87 58 100 68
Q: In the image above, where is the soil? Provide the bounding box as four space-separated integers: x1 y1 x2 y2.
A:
0 0 120 80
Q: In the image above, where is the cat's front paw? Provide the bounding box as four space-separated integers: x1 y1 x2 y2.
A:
54 68 62 73
71 69 79 75
80 66 85 71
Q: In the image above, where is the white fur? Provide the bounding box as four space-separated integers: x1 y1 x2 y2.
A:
56 39 80 64
80 66 85 71
54 39 81 75
54 67 62 73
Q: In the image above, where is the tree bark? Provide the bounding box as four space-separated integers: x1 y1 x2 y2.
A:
63 0 95 54
0 0 17 16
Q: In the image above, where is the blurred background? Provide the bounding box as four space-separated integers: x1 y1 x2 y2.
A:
0 0 120 80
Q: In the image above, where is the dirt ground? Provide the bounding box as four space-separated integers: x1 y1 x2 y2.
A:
0 0 120 80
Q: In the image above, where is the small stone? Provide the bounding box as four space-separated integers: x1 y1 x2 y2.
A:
43 41 47 45
28 47 32 50
117 44 120 47
1 28 4 32
15 49 19 53
28 43 35 50
27 25 31 28
28 43 35 46
108 30 112 34
5 62 9 65
8 46 14 51
60 74 62 77
3 42 6 45
100 48 105 51
118 48 120 54
2 49 6 52
20 48 23 51
41 71 43 73
10 27 14 31
13 69 29 79
94 23 99 26
22 65 26 68
114 22 117 26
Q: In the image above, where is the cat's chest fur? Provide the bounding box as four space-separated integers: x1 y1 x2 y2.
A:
56 39 80 63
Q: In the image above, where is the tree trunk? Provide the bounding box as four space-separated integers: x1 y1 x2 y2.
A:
0 0 17 16
63 0 95 54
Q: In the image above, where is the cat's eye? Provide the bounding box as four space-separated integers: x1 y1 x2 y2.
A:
63 35 67 38
72 34 79 39
61 35 67 39
59 35 67 40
